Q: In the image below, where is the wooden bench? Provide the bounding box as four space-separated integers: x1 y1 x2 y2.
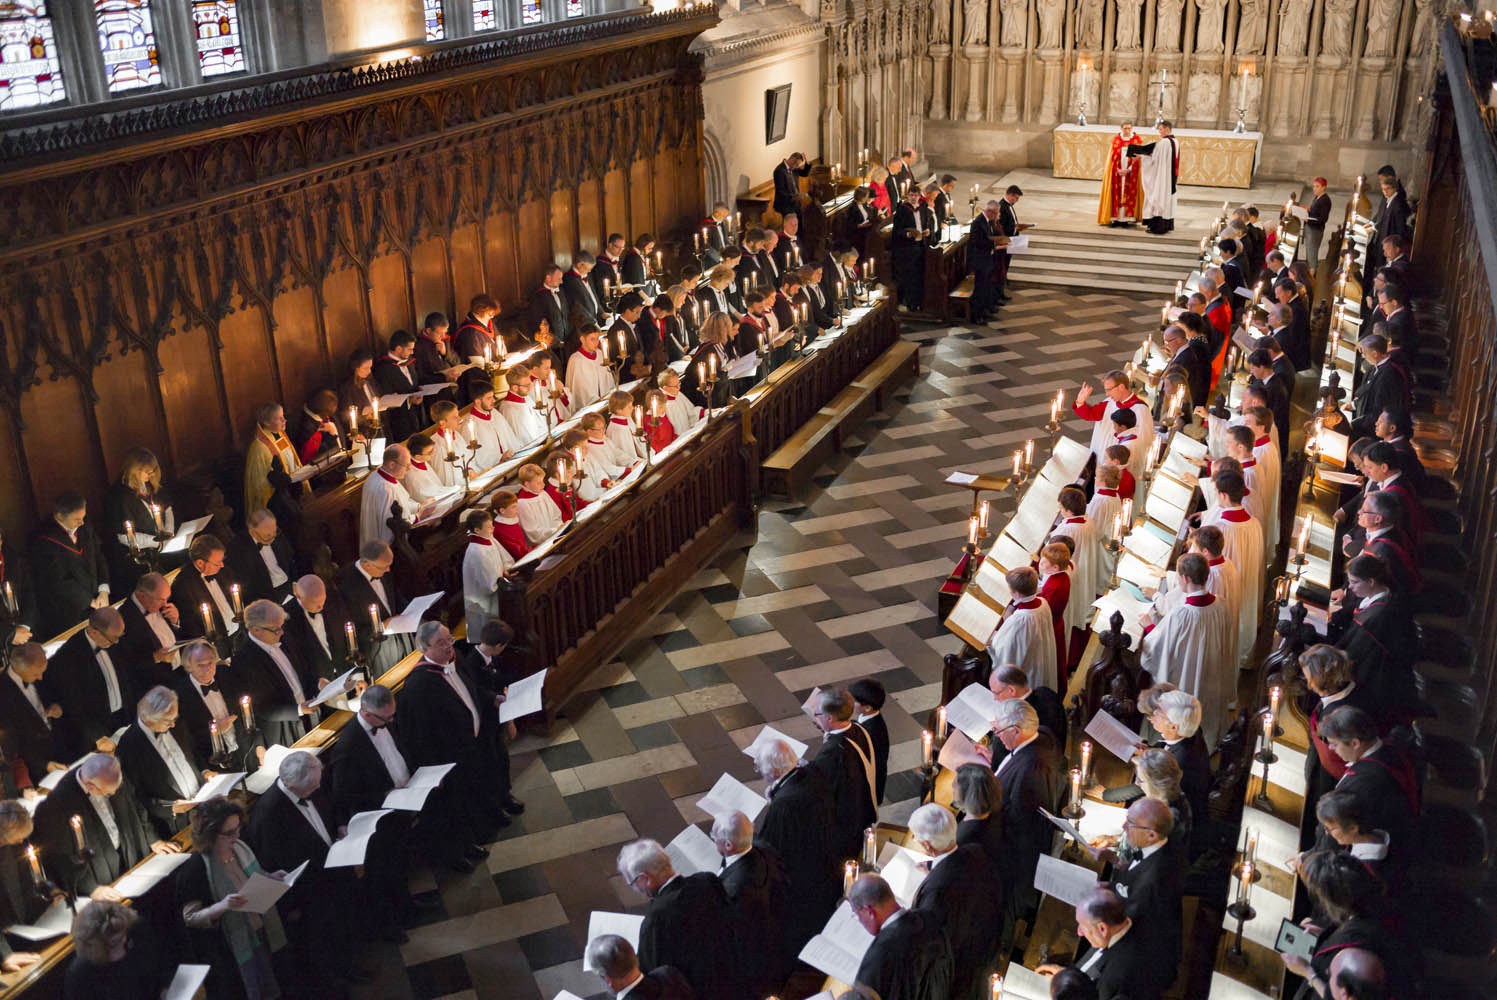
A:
948 275 975 323
761 340 920 499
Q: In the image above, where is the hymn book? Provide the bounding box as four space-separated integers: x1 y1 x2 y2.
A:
238 859 310 914
997 962 1053 1000
742 725 809 763
308 665 363 708
381 592 444 635
986 532 1034 579
937 729 990 772
381 763 457 812
944 590 1003 650
943 683 1003 742
663 823 721 877
970 554 1014 608
192 772 246 803
5 899 75 942
695 772 767 822
798 901 875 986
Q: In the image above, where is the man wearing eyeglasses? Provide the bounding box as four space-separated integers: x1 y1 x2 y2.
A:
991 697 1063 962
1103 798 1183 971
807 688 878 861
232 599 316 748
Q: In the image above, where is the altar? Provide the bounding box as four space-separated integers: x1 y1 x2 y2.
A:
1052 124 1263 189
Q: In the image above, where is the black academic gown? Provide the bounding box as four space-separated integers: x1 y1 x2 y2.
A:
115 595 181 693
809 722 878 858
335 562 415 676
890 201 925 307
1076 925 1170 1000
563 270 603 330
229 637 316 749
169 671 249 768
29 520 108 639
854 908 954 1000
912 845 1005 1000
859 713 890 803
1160 731 1211 833
101 484 180 594
33 769 153 897
0 672 61 787
756 764 840 955
371 356 422 442
396 658 508 824
225 533 298 606
638 873 743 1000
49 631 134 760
719 844 790 995
281 599 356 689
171 564 243 654
113 722 203 839
1111 845 1184 967
995 731 1063 915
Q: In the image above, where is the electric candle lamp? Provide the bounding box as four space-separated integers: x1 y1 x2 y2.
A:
1012 450 1023 479
935 705 948 741
25 846 40 883
921 730 933 766
1080 741 1092 784
369 604 382 636
201 604 215 638
240 695 254 731
978 499 990 532
70 815 85 854
1024 439 1034 471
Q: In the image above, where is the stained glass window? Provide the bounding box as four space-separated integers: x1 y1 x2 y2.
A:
565 0 583 17
191 0 243 78
472 2 496 30
94 0 160 94
520 0 542 25
0 2 66 112
424 0 444 39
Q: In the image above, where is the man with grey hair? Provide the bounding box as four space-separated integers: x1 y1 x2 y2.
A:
808 687 877 859
584 933 694 999
849 873 953 1000
48 605 127 758
991 697 1063 956
907 803 1004 1000
1149 688 1210 825
233 598 316 748
713 810 790 992
337 539 415 673
227 508 298 604
754 736 840 956
114 685 205 838
1038 887 1164 999
282 573 356 688
619 838 742 998
398 621 518 837
170 639 241 764
33 752 175 901
116 571 182 688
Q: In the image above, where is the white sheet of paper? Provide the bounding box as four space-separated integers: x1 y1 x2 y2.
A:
1208 971 1272 1000
945 471 979 486
988 532 1034 578
238 859 310 914
324 810 393 868
582 912 644 970
499 669 547 723
971 553 1014 607
797 901 875 986
381 591 444 635
878 845 931 906
192 771 246 803
945 683 1002 742
1049 436 1092 482
696 772 767 822
664 823 722 876
944 590 1002 649
381 763 456 811
1005 497 1058 553
1039 807 1100 859
245 743 323 796
1085 710 1144 763
801 686 823 718
742 725 810 763
377 393 413 408
1090 586 1152 644
938 728 990 772
1145 486 1189 533
1150 472 1195 513
110 852 194 898
999 963 1055 1000
4 899 76 941
552 993 586 1000
1006 234 1030 254
308 666 362 708
726 353 759 379
1167 432 1208 463
160 514 215 555
162 964 212 1000
1034 852 1100 907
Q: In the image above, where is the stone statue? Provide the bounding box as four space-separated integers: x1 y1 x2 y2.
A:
1235 0 1266 54
1037 0 1064 48
999 0 1027 47
1076 0 1104 49
1321 0 1355 57
1408 0 1436 56
1363 0 1398 58
932 0 951 44
1184 73 1221 120
1106 73 1138 118
1194 0 1226 53
963 0 988 46
1276 0 1312 56
1114 0 1143 49
1154 0 1183 51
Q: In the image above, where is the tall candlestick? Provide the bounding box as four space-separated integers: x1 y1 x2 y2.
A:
1012 450 1022 479
864 826 878 867
1297 515 1311 554
201 603 215 638
240 695 254 731
1080 741 1092 784
344 621 356 651
1261 711 1274 753
1024 439 1034 471
843 859 858 897
968 516 980 547
1269 685 1282 721
70 815 85 854
124 521 137 549
921 730 933 766
369 604 382 636
935 705 948 741
210 721 224 756
978 499 990 532
230 583 243 618
1069 767 1082 808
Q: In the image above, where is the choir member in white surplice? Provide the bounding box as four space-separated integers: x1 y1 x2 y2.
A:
580 412 637 476
659 369 701 433
565 326 618 409
1192 525 1248 667
461 509 514 638
530 353 572 423
570 428 625 503
428 401 468 488
1070 370 1154 472
515 463 567 544
1052 487 1106 635
1215 429 1268 537
1139 554 1235 746
402 434 448 503
1245 405 1282 554
358 444 422 548
985 567 1058 692
1125 120 1179 235
465 381 521 471
498 364 549 450
605 391 648 462
1200 470 1264 668
1087 465 1126 584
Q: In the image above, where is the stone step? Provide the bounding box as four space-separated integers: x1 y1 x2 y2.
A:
1019 243 1199 270
1037 229 1204 254
1009 267 1178 298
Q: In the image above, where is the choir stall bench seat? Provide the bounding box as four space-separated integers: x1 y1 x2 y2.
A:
760 340 919 500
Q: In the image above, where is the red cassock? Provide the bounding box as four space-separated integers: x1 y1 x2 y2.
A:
1097 131 1143 225
493 520 532 561
1038 571 1071 681
650 414 677 453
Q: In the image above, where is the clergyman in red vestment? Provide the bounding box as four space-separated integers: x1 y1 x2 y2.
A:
1097 122 1143 226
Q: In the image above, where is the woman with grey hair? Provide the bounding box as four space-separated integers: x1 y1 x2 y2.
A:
176 796 287 999
952 763 1004 871
64 898 172 998
0 801 45 972
1134 748 1192 856
115 685 210 838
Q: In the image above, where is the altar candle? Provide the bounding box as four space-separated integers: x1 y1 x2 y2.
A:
1024 439 1034 471
150 503 163 531
369 603 382 636
240 695 254 731
230 583 243 618
921 730 933 765
864 826 878 867
968 516 980 546
1012 450 1023 479
843 860 858 897
70 815 85 854
1069 767 1082 808
201 603 215 638
1270 685 1282 721
25 845 40 883
1080 741 1092 784
344 621 356 650
935 705 948 741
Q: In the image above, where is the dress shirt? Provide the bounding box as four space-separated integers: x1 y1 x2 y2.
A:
1080 922 1130 974
87 634 124 713
358 565 390 612
258 543 289 589
84 779 122 849
142 722 201 798
440 661 481 737
1349 833 1389 861
721 848 750 871
195 683 237 751
280 779 332 846
995 732 1038 773
302 607 332 659
7 669 47 726
1357 593 1388 612
203 576 239 635
357 713 411 787
250 637 308 706
133 595 177 654
617 976 645 1000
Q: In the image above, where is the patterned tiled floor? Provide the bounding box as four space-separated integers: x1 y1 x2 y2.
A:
385 286 1156 1000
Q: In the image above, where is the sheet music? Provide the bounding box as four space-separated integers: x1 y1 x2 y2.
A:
1115 551 1165 595
5 899 76 942
308 666 362 708
582 912 644 970
381 763 457 811
945 471 979 486
245 743 324 795
1090 586 1152 644
1167 433 1208 463
878 844 931 906
695 772 767 822
238 859 310 914
987 532 1034 578
1315 469 1361 487
1005 497 1058 553
1263 740 1308 797
944 683 1002 742
162 964 212 1000
160 514 216 555
1039 807 1100 859
1034 853 1101 907
192 771 245 803
1244 809 1302 872
1145 486 1189 533
382 591 444 635
1149 472 1195 513
1085 710 1144 763
1160 448 1202 484
1005 234 1030 254
742 725 810 763
324 810 393 868
499 669 547 722
938 729 990 772
726 353 760 379
801 687 822 718
1208 971 1273 1000
797 901 875 986
945 591 1002 650
971 554 1013 608
664 823 722 876
999 962 1055 1000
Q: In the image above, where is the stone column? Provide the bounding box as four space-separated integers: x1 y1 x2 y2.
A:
1036 48 1064 122
1311 55 1339 139
963 43 990 120
930 45 953 118
1353 56 1386 140
1270 56 1304 136
998 46 1025 121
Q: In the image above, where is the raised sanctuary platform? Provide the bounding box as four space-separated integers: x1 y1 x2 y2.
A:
1052 124 1263 188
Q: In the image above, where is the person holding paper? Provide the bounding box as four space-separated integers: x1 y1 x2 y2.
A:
808 688 878 860
234 601 317 750
226 511 299 607
63 900 174 999
712 811 791 993
48 607 130 759
115 686 210 838
1103 799 1183 969
461 510 516 640
177 796 289 999
907 803 1004 1000
989 664 1067 757
29 491 110 639
115 572 183 690
371 331 423 442
1037 888 1167 1000
986 567 1058 693
336 541 416 676
1138 554 1234 748
101 447 180 594
586 934 695 1000
170 641 243 764
951 764 1005 872
0 643 66 791
0 802 47 972
1281 851 1410 1000
753 738 841 959
34 753 179 902
172 534 244 653
358 444 422 549
848 678 890 804
618 839 744 999
1053 488 1105 668
280 575 355 695
848 873 953 1000
991 699 1063 955
1147 690 1211 834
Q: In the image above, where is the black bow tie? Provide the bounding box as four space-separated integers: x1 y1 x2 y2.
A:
199 683 220 695
297 798 313 808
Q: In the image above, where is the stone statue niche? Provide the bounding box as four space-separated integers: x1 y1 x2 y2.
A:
1115 0 1143 50
1155 0 1183 51
1195 0 1226 54
1075 0 1103 50
1106 72 1138 120
1037 0 1064 49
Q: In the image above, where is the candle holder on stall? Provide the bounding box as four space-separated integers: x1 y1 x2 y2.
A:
121 521 165 576
1224 883 1256 962
446 444 475 493
533 383 556 435
1062 767 1086 822
916 730 938 803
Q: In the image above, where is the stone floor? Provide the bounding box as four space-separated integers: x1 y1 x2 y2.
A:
358 280 1158 1000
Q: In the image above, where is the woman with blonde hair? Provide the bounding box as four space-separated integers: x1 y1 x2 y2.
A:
103 445 180 591
65 899 172 998
867 165 892 214
681 311 734 411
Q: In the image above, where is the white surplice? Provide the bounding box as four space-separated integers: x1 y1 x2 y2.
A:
1052 515 1105 633
1136 135 1178 223
1139 591 1235 746
986 597 1058 692
462 536 514 638
565 349 617 409
1200 506 1264 667
359 469 416 547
